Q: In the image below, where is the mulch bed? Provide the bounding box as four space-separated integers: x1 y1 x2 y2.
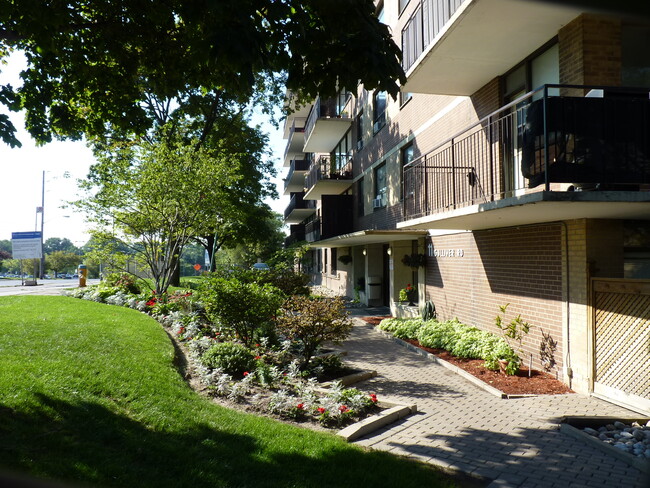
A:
361 316 573 396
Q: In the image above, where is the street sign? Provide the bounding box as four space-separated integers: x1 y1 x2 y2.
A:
193 264 202 271
11 231 43 259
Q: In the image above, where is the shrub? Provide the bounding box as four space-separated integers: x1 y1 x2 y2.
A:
201 342 255 377
101 272 141 294
416 320 450 349
200 276 284 347
277 296 352 369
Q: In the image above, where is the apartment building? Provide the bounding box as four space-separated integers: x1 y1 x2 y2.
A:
281 0 650 413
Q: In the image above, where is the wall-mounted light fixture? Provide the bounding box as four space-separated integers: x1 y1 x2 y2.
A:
362 248 367 256
386 247 392 256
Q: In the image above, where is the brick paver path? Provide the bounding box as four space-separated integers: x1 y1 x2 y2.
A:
343 319 649 488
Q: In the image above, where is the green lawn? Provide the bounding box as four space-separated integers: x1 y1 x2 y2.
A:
0 296 457 488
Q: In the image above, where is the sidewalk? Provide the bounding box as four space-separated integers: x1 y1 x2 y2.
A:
343 316 649 488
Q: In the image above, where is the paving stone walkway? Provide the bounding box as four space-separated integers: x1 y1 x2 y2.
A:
343 317 649 488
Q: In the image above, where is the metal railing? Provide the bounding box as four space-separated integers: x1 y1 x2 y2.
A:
305 218 321 242
304 93 352 146
402 0 464 72
283 192 315 220
403 84 650 221
282 118 306 161
305 155 353 191
283 159 309 192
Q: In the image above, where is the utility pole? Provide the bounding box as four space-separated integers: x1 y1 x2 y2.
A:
40 170 45 279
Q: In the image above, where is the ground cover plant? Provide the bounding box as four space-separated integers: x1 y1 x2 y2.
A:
378 317 521 374
0 296 458 488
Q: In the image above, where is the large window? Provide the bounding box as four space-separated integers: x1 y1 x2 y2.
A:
399 0 411 16
357 178 365 217
333 130 352 173
374 163 387 208
331 248 337 275
401 143 415 200
356 111 364 150
373 91 387 134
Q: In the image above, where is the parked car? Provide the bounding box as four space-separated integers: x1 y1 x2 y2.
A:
251 262 270 271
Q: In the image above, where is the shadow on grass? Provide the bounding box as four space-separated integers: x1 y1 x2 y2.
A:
0 394 457 488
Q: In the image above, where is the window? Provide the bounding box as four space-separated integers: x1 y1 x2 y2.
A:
401 143 415 200
400 91 412 106
399 0 411 16
374 163 387 208
355 111 364 150
373 91 387 134
357 178 364 217
376 2 385 24
331 248 337 275
332 130 352 174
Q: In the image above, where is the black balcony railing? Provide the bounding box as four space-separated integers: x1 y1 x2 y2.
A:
305 218 321 243
305 155 353 191
283 159 309 192
403 84 650 221
284 192 315 220
284 224 306 247
304 93 352 145
402 0 464 72
283 118 306 161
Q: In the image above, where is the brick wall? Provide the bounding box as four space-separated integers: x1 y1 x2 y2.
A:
559 14 622 87
425 224 564 376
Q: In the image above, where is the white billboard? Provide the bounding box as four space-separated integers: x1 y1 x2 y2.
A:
11 231 43 259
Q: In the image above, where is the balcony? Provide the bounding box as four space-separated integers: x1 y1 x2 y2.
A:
401 0 583 95
284 192 316 225
399 85 650 231
304 155 353 200
283 159 309 195
304 195 354 243
303 95 353 153
284 224 306 248
283 118 306 167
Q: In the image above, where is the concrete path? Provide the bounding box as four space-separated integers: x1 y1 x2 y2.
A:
343 316 649 488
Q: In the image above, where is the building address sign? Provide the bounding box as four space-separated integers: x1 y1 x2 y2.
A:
427 243 464 257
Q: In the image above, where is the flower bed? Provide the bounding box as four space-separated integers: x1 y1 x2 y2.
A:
67 279 381 429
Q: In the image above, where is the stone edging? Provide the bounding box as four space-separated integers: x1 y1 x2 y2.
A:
559 417 650 474
371 325 532 399
318 368 417 442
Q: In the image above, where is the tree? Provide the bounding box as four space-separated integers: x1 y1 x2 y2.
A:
43 237 80 255
76 132 258 295
0 1 404 147
45 250 81 277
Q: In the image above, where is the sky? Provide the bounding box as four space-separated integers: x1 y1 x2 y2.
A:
0 51 288 247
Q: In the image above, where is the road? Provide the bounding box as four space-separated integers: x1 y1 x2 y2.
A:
0 278 100 297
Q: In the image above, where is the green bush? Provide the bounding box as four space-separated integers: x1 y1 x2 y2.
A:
277 296 352 369
201 342 255 377
416 320 450 349
199 276 284 347
101 272 141 294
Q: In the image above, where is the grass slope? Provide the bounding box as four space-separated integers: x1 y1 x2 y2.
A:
0 296 456 488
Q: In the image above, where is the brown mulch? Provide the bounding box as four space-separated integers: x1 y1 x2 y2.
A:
360 316 572 396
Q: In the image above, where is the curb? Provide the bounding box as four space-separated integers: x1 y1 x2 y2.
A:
338 403 417 441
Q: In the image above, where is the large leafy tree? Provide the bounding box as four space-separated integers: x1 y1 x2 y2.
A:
77 128 274 294
0 0 404 147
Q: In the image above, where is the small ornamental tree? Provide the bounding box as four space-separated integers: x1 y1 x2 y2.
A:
277 296 353 369
200 276 284 347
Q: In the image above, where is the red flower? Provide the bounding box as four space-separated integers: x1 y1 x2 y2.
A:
146 299 156 307
317 407 326 414
369 394 378 403
296 403 304 410
254 356 261 360
255 344 260 348
338 405 349 413
243 371 249 376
